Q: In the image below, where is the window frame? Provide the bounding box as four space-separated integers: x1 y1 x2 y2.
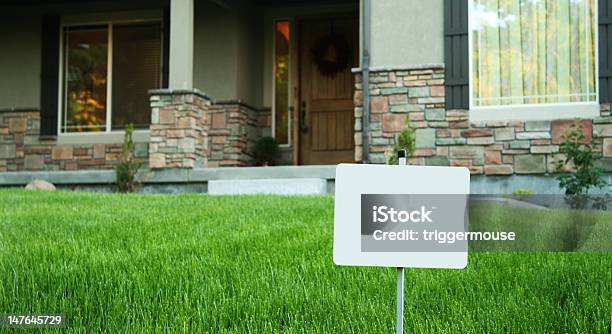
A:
467 0 601 121
271 18 293 148
57 16 164 138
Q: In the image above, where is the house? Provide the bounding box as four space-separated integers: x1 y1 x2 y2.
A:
0 0 611 191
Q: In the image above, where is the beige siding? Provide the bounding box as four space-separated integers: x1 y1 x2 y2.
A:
193 1 263 107
369 0 444 68
0 12 42 109
194 1 238 103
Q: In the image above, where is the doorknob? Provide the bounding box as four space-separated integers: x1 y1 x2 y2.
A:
300 101 308 133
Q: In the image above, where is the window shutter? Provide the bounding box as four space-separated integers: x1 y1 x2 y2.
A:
40 14 60 137
444 0 469 109
600 0 612 102
162 7 170 88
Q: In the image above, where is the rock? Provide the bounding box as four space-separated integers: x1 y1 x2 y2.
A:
415 128 436 148
494 127 515 141
484 165 513 175
462 129 493 137
382 114 406 132
516 131 551 140
425 108 446 121
604 138 612 157
24 155 45 170
408 86 430 98
552 119 592 144
25 180 56 191
450 146 484 159
370 96 389 113
525 120 551 132
514 155 546 174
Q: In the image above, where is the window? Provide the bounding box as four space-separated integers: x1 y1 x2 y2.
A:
470 0 597 111
61 22 162 133
273 20 291 146
63 26 108 132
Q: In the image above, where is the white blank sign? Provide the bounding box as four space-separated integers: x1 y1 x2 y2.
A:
333 164 470 269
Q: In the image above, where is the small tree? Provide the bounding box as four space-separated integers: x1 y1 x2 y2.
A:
388 118 416 165
554 120 606 196
115 124 142 193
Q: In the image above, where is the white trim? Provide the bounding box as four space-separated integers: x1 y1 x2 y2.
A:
470 102 600 122
467 0 600 121
271 18 292 148
594 0 601 103
57 130 150 145
57 23 64 136
58 17 163 135
350 63 445 73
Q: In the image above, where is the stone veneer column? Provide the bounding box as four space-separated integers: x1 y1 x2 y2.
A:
149 89 210 169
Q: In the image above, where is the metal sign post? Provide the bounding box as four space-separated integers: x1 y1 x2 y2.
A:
396 149 407 334
396 267 404 334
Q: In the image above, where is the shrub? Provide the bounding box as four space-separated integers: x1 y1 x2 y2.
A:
512 188 534 196
253 136 280 166
512 188 533 201
115 124 142 193
553 120 606 196
387 118 416 165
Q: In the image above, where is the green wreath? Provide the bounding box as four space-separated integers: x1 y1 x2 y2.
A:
310 34 350 77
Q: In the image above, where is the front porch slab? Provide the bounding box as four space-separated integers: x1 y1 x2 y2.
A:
208 178 327 195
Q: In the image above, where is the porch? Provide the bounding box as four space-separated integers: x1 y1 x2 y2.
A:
0 0 360 172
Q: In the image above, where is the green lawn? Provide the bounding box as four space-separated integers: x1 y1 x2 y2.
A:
0 189 610 333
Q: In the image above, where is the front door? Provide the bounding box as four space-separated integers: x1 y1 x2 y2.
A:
299 17 357 165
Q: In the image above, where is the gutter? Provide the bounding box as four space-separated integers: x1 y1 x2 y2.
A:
361 0 371 164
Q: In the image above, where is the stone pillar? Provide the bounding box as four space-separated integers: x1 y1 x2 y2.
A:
149 89 210 169
169 0 194 89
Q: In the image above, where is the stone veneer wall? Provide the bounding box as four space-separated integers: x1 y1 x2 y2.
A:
0 111 148 172
204 103 272 167
149 89 210 169
0 97 273 172
256 108 272 138
205 102 258 167
354 66 612 175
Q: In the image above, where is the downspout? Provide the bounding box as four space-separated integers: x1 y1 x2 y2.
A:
361 0 371 164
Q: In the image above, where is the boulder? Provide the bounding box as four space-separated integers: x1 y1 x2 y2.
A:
25 180 56 191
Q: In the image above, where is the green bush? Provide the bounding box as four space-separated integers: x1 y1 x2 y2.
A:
253 136 280 166
512 188 534 196
512 188 534 201
387 118 416 165
554 119 606 196
114 124 141 193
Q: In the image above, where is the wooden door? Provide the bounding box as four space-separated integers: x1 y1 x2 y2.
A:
299 17 357 165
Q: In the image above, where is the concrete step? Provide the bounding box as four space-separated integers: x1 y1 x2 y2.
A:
208 178 328 195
